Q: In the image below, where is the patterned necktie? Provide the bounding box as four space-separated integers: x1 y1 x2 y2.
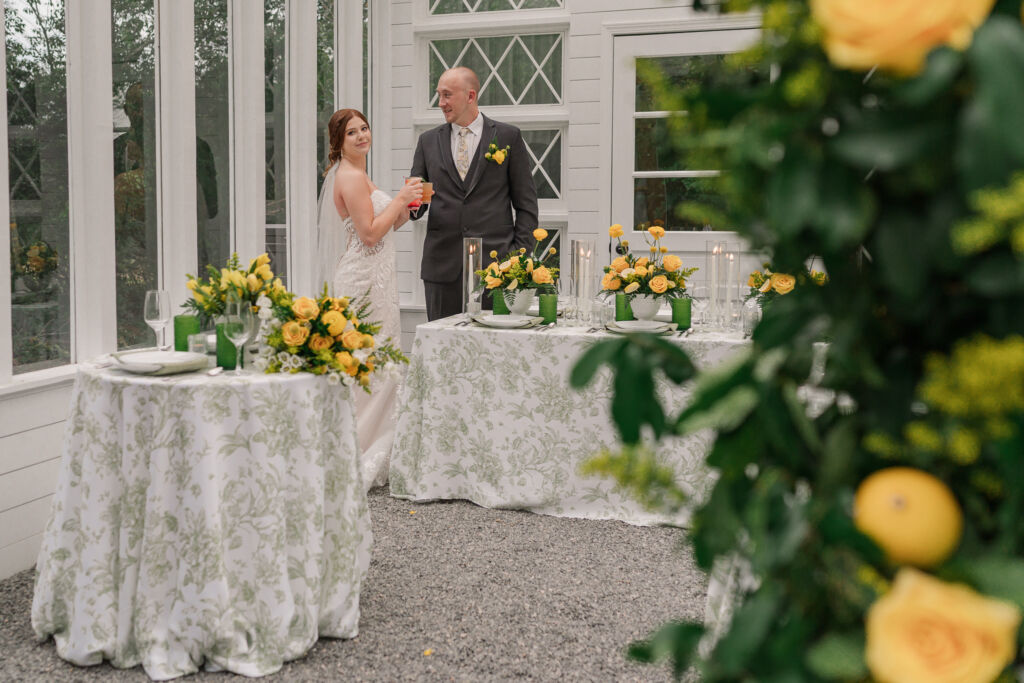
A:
455 127 471 180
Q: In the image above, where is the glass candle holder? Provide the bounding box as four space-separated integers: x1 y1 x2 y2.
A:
538 292 557 324
491 288 510 315
463 237 483 315
173 314 200 352
615 292 634 321
671 298 692 330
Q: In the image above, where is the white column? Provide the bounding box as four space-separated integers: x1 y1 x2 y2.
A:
66 0 117 361
287 0 317 296
229 0 266 263
156 0 198 307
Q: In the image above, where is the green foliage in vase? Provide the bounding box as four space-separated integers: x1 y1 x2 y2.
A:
572 1 1024 680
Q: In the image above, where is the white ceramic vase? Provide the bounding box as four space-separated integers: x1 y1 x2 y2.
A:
504 288 536 315
629 294 660 320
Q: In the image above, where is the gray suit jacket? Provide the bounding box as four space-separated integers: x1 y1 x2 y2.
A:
410 115 539 284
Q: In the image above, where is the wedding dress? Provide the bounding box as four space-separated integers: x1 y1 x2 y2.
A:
317 166 402 491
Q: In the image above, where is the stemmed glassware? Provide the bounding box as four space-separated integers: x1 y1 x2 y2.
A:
223 299 256 375
143 289 171 349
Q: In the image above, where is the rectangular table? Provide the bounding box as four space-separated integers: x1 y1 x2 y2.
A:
390 318 748 526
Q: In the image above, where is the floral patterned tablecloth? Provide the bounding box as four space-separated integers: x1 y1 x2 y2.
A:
390 318 749 526
31 365 372 680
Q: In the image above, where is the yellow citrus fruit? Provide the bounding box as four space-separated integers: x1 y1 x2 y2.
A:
853 467 963 567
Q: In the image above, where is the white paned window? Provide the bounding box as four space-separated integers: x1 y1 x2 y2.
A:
522 128 561 200
429 0 563 14
428 33 562 107
6 0 71 373
195 0 230 274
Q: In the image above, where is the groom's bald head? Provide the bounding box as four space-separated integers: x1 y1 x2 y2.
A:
437 67 480 127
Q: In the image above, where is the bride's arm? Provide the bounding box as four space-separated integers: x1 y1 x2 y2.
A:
335 170 421 248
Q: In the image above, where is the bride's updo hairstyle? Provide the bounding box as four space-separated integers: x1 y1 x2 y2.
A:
326 108 369 173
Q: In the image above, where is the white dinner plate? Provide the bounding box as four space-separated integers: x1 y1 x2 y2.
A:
614 319 670 331
472 314 537 329
112 350 210 375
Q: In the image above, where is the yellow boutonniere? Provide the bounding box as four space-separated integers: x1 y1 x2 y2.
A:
484 135 511 165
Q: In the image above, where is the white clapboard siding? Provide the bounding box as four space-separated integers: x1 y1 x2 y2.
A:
0 531 45 581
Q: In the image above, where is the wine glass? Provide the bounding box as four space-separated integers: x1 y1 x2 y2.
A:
143 289 171 349
223 299 256 375
690 285 709 327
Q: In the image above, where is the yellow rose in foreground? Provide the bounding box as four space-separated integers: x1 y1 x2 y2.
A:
254 252 271 267
810 0 995 75
322 310 346 336
635 257 650 268
649 275 669 294
866 568 1020 683
770 273 796 295
533 228 548 241
624 282 640 294
601 272 622 291
609 224 624 239
281 321 310 346
292 296 320 321
634 265 649 277
255 263 273 281
610 256 629 273
485 275 503 289
246 273 261 292
532 266 553 285
308 333 332 352
648 225 666 239
492 150 506 164
341 329 364 350
663 254 683 273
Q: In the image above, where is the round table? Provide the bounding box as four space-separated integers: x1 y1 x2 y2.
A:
31 364 372 679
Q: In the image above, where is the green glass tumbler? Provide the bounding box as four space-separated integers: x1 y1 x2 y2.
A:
492 289 510 315
614 293 634 322
539 292 557 324
173 314 200 352
671 297 692 330
215 322 236 369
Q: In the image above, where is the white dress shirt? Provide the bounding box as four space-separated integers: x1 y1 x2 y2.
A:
450 113 484 169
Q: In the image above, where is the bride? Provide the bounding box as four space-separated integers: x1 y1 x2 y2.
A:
316 108 422 490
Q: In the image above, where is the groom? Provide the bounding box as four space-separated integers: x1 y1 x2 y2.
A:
410 66 539 321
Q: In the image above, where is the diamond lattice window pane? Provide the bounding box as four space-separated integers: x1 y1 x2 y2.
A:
522 129 561 200
429 0 562 14
428 34 562 107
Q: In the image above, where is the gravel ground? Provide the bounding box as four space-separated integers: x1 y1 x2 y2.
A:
0 490 707 682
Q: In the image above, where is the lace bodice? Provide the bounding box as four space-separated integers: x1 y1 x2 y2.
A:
332 189 400 342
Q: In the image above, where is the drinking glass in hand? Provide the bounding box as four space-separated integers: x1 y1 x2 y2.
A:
223 300 256 375
143 289 171 348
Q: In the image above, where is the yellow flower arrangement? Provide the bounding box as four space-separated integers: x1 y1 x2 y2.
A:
184 252 281 325
600 223 697 300
484 134 511 165
747 264 827 305
865 568 1020 683
254 285 407 389
475 228 560 294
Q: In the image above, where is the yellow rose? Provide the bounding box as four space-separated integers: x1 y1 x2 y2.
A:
255 263 273 281
609 224 624 239
601 272 622 291
866 568 1021 683
308 333 332 352
335 351 359 375
624 282 640 294
246 273 261 292
281 321 310 346
292 296 320 320
770 272 796 295
322 310 346 336
533 228 548 241
532 266 553 285
485 275 503 289
341 329 364 350
635 257 650 268
810 0 995 75
361 333 375 348
610 256 629 273
662 254 682 273
492 150 506 164
649 275 669 294
647 225 666 239
254 252 271 267
634 265 649 277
